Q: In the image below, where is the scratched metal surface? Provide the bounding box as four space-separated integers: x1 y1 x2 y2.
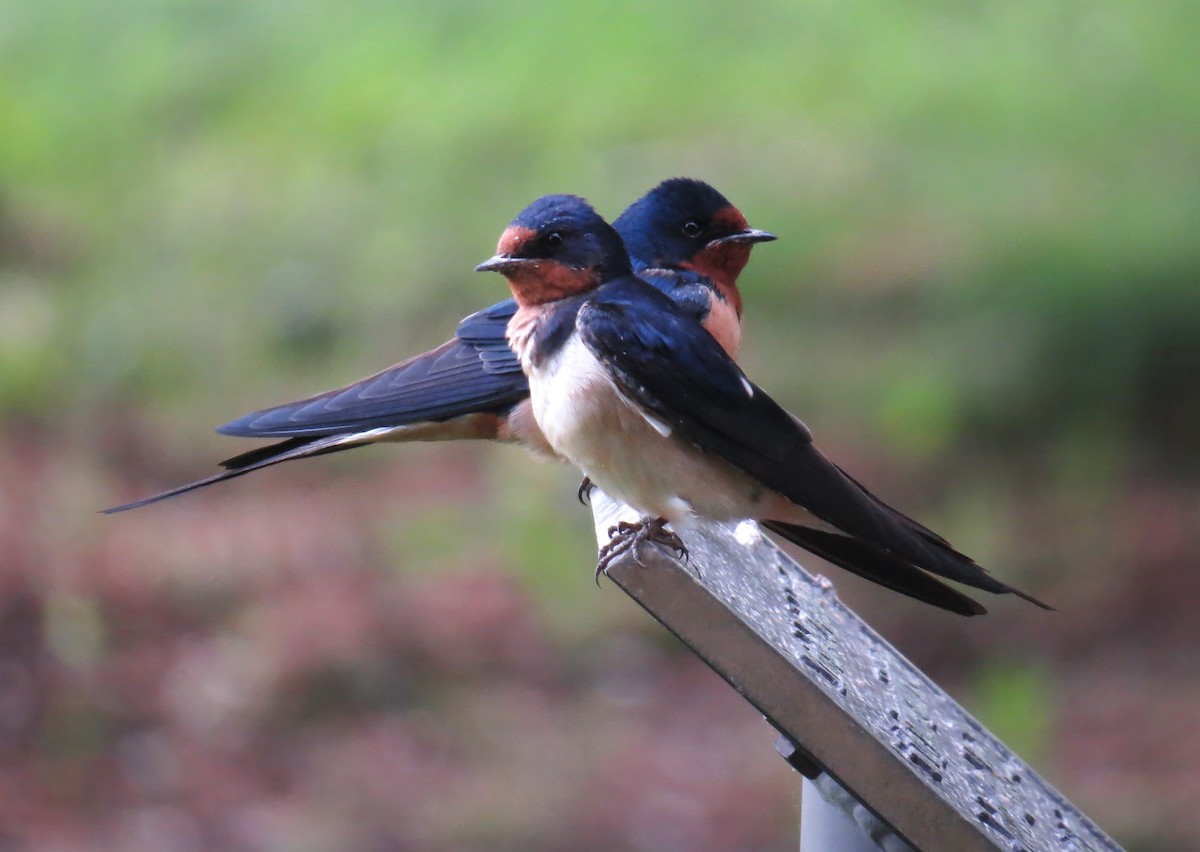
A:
591 493 1122 852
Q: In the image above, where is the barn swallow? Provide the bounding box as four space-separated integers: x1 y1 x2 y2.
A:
104 179 775 513
477 194 1051 616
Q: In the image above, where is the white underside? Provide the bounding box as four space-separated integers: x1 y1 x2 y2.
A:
527 335 795 529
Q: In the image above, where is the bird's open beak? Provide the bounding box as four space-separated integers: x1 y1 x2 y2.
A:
708 228 777 248
475 254 537 274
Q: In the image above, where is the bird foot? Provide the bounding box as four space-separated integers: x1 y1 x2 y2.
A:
595 516 689 583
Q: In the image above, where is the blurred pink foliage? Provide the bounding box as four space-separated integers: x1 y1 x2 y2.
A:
1 411 1198 848
0 428 803 851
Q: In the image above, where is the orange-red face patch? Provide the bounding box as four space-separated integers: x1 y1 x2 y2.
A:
506 262 598 307
498 225 537 257
710 205 749 234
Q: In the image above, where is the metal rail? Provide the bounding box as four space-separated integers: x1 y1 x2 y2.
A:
591 494 1122 852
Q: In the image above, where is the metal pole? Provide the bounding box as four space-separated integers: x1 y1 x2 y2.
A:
801 775 914 852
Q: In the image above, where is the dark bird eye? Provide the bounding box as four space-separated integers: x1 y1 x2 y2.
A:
682 220 702 237
544 231 564 249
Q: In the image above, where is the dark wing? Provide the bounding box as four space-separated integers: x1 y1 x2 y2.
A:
577 278 1050 608
454 297 524 375
218 300 526 438
104 300 529 513
762 522 985 616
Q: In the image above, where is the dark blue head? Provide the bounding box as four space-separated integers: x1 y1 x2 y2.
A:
613 179 775 312
476 195 632 307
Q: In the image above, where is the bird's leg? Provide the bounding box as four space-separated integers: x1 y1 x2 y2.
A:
595 516 689 582
576 476 595 505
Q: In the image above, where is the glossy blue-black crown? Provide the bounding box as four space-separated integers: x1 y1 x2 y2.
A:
509 194 631 280
614 178 736 270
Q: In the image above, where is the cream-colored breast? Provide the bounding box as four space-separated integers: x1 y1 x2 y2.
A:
527 334 782 527
527 335 624 464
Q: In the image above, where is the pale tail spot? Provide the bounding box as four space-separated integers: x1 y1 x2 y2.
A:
639 410 673 438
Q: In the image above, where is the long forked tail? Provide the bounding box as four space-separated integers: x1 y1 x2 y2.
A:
101 431 381 514
762 521 1051 616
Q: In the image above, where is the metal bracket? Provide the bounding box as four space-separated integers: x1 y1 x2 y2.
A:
591 494 1122 851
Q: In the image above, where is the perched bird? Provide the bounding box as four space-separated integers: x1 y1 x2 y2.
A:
476 194 1051 617
104 179 775 512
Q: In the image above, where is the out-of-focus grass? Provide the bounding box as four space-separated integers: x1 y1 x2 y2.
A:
3 0 1197 431
2 1 1199 848
969 661 1053 761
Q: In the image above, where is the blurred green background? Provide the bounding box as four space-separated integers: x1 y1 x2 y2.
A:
2 1 1198 849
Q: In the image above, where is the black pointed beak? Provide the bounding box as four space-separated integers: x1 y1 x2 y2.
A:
709 228 777 248
475 254 535 274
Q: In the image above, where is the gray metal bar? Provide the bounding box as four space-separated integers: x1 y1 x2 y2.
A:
591 494 1122 852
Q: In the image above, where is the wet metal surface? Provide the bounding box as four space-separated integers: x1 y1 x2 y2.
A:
591 495 1122 852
